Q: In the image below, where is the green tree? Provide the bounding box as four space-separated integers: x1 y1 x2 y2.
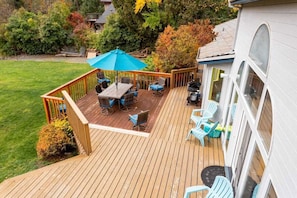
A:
39 1 72 54
113 0 159 50
97 13 141 53
79 0 104 16
195 0 238 25
1 8 42 55
113 0 236 52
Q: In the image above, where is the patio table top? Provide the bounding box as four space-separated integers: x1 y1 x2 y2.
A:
98 82 133 99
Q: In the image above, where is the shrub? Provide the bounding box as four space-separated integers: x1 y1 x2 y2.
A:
36 117 77 160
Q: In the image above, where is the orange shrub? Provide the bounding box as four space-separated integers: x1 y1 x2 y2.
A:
36 118 77 160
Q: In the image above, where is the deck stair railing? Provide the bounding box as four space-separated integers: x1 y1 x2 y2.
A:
62 90 91 155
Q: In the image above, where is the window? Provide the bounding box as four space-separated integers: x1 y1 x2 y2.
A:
236 61 245 86
249 24 270 74
244 66 264 117
242 145 265 197
209 68 224 102
267 182 277 198
226 92 238 149
258 92 273 152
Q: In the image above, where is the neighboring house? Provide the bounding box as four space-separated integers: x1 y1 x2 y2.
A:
86 0 113 30
95 2 116 31
198 0 297 197
101 0 112 10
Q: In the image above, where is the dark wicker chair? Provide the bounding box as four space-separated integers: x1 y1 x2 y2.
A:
129 110 149 130
95 84 102 94
121 77 131 84
120 92 134 111
98 96 115 115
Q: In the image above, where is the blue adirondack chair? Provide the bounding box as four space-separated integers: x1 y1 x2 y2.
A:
186 121 219 146
184 176 234 198
189 101 218 127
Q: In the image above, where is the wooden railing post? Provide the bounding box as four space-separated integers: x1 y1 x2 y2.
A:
170 70 175 89
41 97 51 123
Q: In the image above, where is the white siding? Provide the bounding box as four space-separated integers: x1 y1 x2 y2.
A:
231 2 297 197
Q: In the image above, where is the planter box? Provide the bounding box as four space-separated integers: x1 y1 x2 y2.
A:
203 123 232 138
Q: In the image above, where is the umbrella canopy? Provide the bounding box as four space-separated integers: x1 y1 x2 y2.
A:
87 48 147 71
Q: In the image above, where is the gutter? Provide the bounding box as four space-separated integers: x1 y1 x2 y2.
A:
197 51 235 65
230 0 260 5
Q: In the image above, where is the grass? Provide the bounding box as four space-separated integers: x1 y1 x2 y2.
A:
0 60 92 183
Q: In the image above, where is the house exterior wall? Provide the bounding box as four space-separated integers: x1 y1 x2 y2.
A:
229 1 297 197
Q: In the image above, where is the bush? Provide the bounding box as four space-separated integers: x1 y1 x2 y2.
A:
36 117 77 160
143 55 156 72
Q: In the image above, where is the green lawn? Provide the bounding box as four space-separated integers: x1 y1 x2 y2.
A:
0 60 92 182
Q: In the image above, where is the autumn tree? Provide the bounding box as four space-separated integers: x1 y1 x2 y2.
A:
67 12 91 48
152 20 216 72
0 0 14 23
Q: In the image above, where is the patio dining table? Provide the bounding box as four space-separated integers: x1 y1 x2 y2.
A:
99 82 133 109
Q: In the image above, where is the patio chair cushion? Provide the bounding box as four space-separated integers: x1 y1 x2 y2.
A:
129 114 138 125
150 84 164 91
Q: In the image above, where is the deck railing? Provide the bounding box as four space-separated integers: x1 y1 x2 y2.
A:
41 66 197 155
62 90 92 155
41 69 98 123
171 67 198 89
41 67 197 124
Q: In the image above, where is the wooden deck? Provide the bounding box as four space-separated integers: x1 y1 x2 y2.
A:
0 87 224 198
76 87 170 133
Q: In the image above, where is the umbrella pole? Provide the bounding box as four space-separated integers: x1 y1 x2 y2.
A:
116 71 118 89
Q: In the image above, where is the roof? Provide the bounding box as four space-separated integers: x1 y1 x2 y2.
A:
230 0 260 5
197 18 238 64
95 3 116 24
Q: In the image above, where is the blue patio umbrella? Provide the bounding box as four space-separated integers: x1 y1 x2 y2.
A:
87 48 147 88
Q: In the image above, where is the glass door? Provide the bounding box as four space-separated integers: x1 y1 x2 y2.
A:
232 119 252 196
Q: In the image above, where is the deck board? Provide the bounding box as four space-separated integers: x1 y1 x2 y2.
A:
0 87 225 198
76 88 169 133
